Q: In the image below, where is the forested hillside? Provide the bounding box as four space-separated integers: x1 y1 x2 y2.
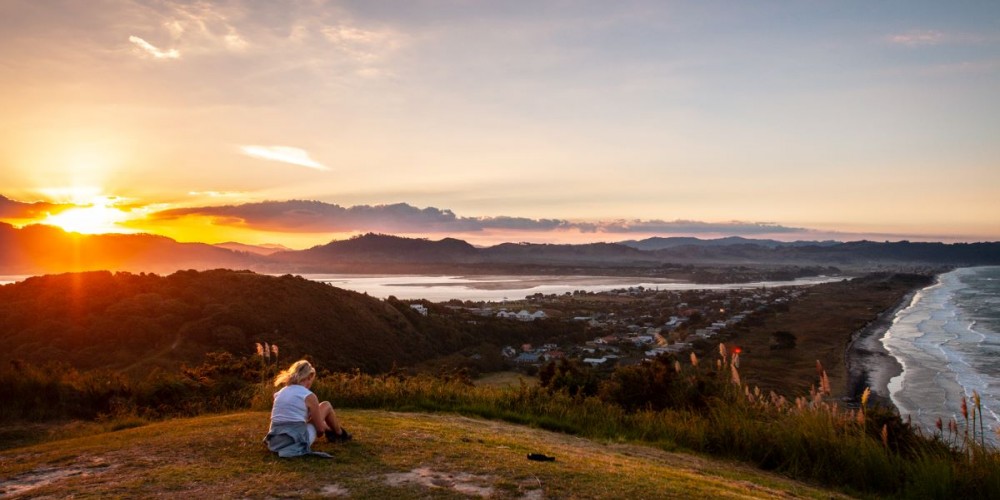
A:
0 269 581 374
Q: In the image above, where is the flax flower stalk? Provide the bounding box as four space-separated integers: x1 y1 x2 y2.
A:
961 397 969 445
974 391 984 448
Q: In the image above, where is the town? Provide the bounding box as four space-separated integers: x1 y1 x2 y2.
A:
409 283 805 375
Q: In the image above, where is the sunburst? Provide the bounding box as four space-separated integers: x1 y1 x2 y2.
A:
42 195 132 234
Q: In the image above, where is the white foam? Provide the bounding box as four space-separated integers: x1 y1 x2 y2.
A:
884 267 1000 445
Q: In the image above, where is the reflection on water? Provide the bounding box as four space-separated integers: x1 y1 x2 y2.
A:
1 273 841 301
300 274 842 302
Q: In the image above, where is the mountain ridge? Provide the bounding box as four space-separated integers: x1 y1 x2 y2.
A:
1 225 998 276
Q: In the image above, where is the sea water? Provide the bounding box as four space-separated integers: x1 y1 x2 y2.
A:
884 266 1000 446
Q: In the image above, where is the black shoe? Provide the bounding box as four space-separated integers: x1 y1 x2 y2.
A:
326 428 352 442
338 428 352 442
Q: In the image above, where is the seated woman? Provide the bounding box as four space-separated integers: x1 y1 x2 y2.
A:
264 359 351 457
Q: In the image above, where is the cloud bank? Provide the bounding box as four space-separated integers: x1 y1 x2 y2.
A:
0 195 72 220
148 200 807 237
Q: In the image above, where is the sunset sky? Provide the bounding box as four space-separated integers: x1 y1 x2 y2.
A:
1 1 998 248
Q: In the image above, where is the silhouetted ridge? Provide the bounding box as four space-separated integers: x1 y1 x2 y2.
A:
276 233 480 264
0 269 518 373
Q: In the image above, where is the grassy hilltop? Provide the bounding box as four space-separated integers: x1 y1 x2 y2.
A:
0 410 847 499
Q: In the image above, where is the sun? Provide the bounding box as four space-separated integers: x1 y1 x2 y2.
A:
42 196 133 235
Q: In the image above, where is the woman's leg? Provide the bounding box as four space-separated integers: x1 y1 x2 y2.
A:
317 401 344 435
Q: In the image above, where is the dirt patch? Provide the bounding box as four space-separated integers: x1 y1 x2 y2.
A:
318 483 350 497
383 467 495 497
0 457 114 497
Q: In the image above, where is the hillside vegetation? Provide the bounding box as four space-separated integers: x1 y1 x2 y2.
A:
0 269 580 374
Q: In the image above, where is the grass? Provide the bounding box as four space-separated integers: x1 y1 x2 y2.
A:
3 339 997 497
0 411 849 499
473 371 538 389
277 359 1000 499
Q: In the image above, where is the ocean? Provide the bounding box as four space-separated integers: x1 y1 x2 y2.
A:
884 266 1000 446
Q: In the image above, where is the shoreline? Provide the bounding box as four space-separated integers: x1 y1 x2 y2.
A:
844 287 922 409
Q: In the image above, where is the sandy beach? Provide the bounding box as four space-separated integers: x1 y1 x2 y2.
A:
844 291 917 408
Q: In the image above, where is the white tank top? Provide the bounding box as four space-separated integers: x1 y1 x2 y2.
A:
271 384 312 424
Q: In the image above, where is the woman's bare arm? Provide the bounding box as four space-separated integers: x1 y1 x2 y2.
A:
304 393 329 433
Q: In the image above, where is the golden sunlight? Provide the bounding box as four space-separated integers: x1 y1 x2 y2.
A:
42 196 133 234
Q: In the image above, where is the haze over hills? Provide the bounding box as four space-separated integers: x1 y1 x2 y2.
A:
0 222 259 275
1 225 999 277
213 241 292 256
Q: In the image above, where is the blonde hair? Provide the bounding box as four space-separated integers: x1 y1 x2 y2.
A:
274 360 316 387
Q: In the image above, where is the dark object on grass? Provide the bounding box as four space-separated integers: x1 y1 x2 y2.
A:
527 453 555 462
325 428 353 442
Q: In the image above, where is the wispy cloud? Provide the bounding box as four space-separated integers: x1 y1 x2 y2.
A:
188 190 246 198
321 23 404 78
887 30 946 47
239 145 329 171
128 35 180 59
147 200 807 238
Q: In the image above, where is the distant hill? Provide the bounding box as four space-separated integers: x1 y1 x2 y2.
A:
213 241 292 255
0 269 572 374
643 239 1000 266
481 241 655 265
268 233 1000 271
1 225 998 277
0 223 258 275
271 233 480 265
618 236 840 250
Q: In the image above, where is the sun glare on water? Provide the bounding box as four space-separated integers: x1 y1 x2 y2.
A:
43 196 133 235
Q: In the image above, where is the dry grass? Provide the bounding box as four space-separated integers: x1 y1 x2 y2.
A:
730 275 921 398
0 411 848 499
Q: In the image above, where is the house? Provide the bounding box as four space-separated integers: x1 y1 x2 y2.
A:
666 342 693 353
632 335 654 346
543 350 565 361
583 357 608 366
410 304 428 316
515 352 542 364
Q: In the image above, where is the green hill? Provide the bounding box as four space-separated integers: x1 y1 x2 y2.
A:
0 410 848 499
0 269 578 374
